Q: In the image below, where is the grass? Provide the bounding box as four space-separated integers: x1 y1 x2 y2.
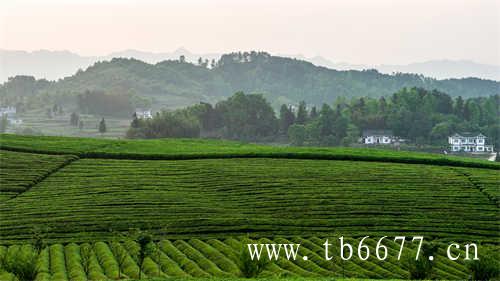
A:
0 134 498 169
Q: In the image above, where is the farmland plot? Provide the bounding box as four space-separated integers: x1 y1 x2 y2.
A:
0 158 497 244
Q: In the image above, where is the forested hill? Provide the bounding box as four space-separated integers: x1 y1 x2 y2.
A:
1 51 499 107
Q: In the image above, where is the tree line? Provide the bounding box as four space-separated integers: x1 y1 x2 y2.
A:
127 88 499 148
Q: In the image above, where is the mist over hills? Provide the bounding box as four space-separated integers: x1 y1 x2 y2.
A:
1 51 498 110
1 49 499 83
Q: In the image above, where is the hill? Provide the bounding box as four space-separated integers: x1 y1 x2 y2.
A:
3 49 500 83
1 52 499 109
0 135 498 280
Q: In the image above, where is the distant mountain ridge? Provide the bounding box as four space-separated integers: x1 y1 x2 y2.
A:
1 52 498 110
1 48 499 82
286 54 500 81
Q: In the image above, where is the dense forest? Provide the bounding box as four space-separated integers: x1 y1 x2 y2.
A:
127 88 500 148
1 52 498 113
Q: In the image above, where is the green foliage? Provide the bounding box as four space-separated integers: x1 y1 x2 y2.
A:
279 89 498 146
0 245 39 281
0 115 7 133
3 53 497 112
467 249 500 281
216 92 278 140
405 243 438 279
239 238 270 278
77 90 133 117
279 104 295 134
98 118 106 134
288 124 306 146
2 239 496 280
127 110 199 139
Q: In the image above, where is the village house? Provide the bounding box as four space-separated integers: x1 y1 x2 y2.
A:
448 132 494 153
361 129 400 145
0 106 22 126
135 108 153 119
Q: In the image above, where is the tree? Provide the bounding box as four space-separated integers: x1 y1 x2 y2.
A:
318 104 335 138
279 104 295 134
215 92 277 140
179 55 186 63
295 101 308 124
288 124 307 146
0 114 8 133
309 106 318 119
70 112 79 126
131 112 140 128
98 118 107 134
210 59 216 68
454 96 464 117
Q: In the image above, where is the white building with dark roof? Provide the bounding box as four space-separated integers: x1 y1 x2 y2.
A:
135 108 153 119
362 129 399 145
448 132 494 153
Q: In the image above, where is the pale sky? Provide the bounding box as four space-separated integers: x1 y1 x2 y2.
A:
1 0 499 65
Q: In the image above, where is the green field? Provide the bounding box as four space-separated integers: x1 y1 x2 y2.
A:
0 134 498 280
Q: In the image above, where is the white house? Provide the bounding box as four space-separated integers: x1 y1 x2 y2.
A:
0 106 16 116
448 133 494 153
0 106 22 126
135 108 153 119
362 129 399 145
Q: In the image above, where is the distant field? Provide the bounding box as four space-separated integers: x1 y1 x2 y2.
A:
9 109 130 138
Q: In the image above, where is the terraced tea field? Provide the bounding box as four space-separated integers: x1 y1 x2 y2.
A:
0 134 498 280
0 237 495 281
0 150 77 203
0 156 498 244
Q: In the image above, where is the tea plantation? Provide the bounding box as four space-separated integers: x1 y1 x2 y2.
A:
1 237 496 281
0 134 498 280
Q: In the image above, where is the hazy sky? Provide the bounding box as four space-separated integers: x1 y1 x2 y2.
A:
1 0 499 65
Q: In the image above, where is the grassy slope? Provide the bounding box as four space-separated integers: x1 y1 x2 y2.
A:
0 134 498 169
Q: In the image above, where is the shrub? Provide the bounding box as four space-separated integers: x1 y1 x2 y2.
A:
467 249 499 281
405 243 438 280
0 245 38 281
238 238 270 278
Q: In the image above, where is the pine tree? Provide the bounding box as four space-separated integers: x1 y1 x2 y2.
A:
309 106 318 119
296 101 308 124
0 115 8 133
131 112 140 128
99 118 107 134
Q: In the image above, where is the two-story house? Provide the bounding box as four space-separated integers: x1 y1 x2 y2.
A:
362 129 399 145
448 132 494 153
135 108 153 119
